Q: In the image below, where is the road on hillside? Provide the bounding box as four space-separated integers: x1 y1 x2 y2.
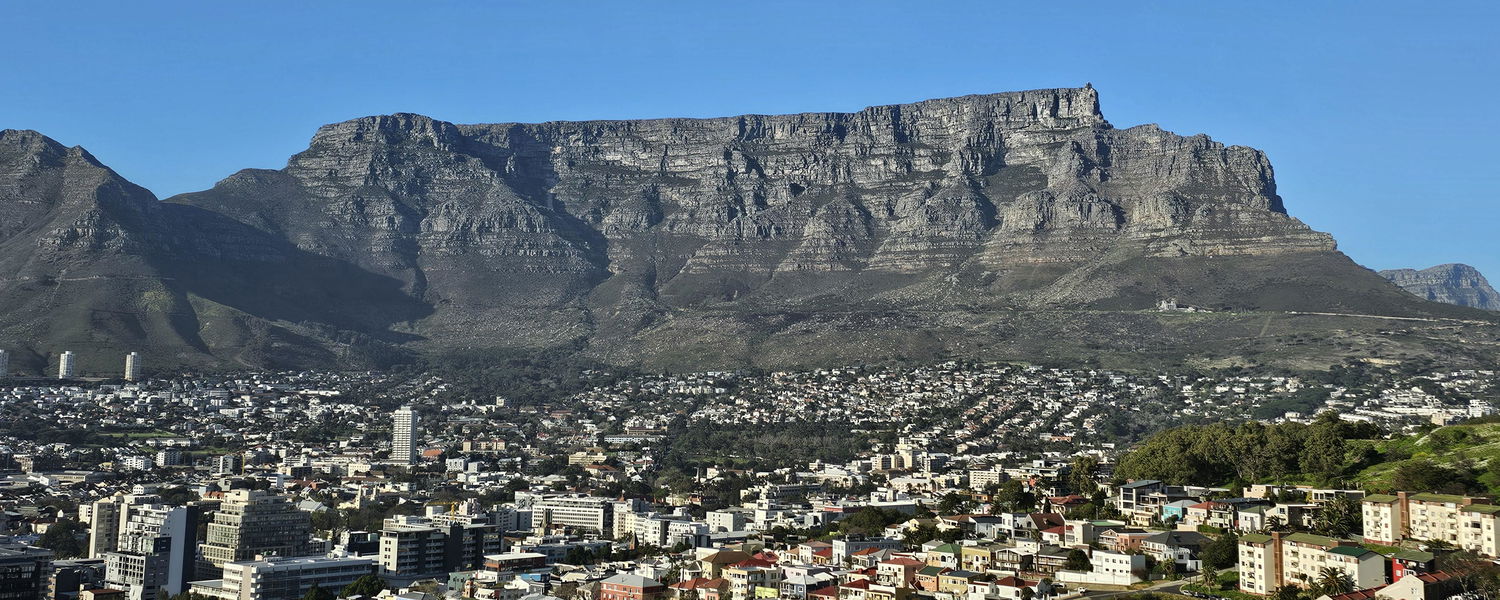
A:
1078 579 1191 599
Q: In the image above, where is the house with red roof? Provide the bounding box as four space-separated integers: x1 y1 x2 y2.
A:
668 578 728 600
875 557 924 588
807 586 838 600
988 576 1037 600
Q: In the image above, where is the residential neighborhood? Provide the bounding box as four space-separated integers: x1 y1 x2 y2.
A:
0 364 1495 600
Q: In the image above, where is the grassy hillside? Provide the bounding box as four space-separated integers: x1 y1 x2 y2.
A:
1117 415 1500 497
1353 420 1500 495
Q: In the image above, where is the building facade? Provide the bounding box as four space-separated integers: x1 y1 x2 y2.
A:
392 407 418 465
201 491 321 568
190 555 374 600
0 543 53 600
1237 532 1382 596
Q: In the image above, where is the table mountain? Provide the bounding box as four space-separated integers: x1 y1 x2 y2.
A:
1380 264 1500 311
3 87 1494 374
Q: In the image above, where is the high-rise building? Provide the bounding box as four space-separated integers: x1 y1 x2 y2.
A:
0 543 53 600
200 491 322 568
58 351 75 379
85 496 124 559
376 514 504 585
213 454 244 476
101 496 202 600
392 407 418 465
375 504 510 585
124 353 141 382
0 350 9 378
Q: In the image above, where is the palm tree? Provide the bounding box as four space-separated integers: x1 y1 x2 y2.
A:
1271 583 1305 600
1200 566 1220 590
1315 567 1354 596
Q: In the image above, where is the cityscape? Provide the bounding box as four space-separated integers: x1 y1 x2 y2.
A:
3 5 1500 600
0 356 1497 600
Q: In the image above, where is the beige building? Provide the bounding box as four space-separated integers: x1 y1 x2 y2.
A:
1360 494 1403 544
1238 532 1383 595
1360 492 1500 557
201 491 321 567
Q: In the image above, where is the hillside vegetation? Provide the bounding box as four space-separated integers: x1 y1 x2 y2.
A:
1116 413 1500 497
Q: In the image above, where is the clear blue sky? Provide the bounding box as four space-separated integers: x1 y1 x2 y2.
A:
5 2 1496 278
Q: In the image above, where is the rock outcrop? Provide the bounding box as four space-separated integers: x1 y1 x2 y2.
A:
1 87 1493 373
1381 264 1500 311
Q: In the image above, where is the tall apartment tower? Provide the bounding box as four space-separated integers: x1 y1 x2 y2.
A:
392 406 418 465
87 495 125 558
0 349 9 378
58 351 76 379
124 352 142 381
99 495 202 600
200 490 321 567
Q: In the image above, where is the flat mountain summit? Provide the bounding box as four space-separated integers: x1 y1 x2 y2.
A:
2 88 1495 374
1381 264 1500 311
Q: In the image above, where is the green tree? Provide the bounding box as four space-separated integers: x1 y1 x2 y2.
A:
341 575 387 598
937 493 966 515
1312 495 1361 538
1198 531 1238 570
1063 548 1092 571
301 584 334 600
1271 583 1305 600
1200 566 1220 591
1067 456 1100 495
994 480 1036 513
1314 567 1353 597
1300 416 1348 484
37 519 85 558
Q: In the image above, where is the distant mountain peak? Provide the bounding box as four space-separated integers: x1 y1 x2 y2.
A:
1380 263 1500 311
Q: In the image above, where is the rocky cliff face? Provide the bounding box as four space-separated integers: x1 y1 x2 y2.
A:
1381 264 1500 311
1 88 1491 373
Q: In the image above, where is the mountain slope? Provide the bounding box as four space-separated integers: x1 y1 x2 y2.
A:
1380 264 1500 311
3 88 1496 373
0 130 418 375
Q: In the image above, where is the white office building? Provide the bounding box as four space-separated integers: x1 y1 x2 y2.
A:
392 406 418 465
125 352 142 381
101 497 202 600
189 554 375 600
58 351 76 379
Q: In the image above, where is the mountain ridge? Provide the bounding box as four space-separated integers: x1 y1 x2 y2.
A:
1380 263 1500 311
1 88 1495 374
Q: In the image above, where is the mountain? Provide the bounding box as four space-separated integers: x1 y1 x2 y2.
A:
1380 264 1500 311
3 87 1495 374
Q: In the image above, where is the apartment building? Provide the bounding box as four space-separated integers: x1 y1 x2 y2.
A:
724 561 779 600
201 491 322 567
517 494 616 533
480 552 550 581
85 497 123 559
599 574 664 600
1237 532 1382 595
1361 492 1500 557
101 499 204 600
377 515 504 584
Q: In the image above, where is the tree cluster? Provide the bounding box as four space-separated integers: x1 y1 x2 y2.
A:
1116 412 1381 487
